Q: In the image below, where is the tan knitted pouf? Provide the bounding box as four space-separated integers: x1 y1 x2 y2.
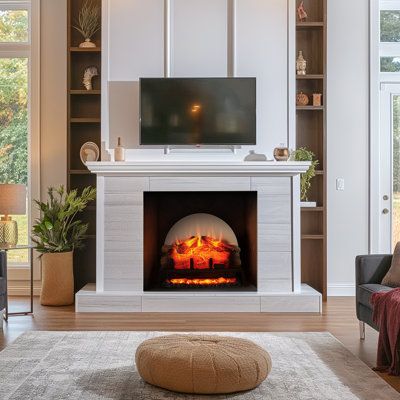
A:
135 334 272 395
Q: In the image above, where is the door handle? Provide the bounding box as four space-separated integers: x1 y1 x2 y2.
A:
382 208 390 215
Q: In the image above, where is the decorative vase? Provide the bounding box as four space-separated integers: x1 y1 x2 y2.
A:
114 137 125 162
79 38 96 48
296 51 307 75
273 145 290 161
296 92 309 106
40 251 74 306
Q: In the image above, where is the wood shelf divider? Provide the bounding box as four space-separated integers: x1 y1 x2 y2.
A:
67 0 101 291
296 0 327 300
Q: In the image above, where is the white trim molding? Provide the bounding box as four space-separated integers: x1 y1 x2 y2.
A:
327 283 355 297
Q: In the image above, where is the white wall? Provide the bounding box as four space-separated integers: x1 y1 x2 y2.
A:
326 0 370 295
104 0 371 296
104 0 290 158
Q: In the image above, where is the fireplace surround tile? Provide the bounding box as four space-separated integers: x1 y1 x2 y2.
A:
77 161 321 313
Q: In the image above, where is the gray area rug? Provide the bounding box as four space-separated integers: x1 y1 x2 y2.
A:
0 331 399 399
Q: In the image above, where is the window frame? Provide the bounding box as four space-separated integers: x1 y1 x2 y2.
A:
0 0 40 276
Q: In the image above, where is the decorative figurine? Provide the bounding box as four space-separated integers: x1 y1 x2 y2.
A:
296 92 309 106
114 137 125 162
274 144 290 162
296 51 307 75
83 65 98 90
297 1 308 22
313 93 322 107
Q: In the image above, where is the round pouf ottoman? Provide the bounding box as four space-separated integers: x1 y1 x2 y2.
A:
135 334 272 395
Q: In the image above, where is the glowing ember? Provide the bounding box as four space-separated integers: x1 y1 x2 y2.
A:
170 235 234 270
167 277 237 286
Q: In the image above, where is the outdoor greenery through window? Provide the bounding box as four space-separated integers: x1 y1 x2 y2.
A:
0 9 28 42
380 8 400 71
0 5 30 263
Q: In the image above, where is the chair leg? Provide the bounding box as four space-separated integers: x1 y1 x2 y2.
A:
359 321 365 340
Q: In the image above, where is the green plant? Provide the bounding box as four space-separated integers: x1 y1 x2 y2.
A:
32 185 96 254
291 147 319 201
73 0 100 40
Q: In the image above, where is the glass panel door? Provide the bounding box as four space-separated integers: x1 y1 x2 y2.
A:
393 94 400 247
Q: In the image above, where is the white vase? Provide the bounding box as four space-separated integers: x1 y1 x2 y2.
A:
79 38 96 48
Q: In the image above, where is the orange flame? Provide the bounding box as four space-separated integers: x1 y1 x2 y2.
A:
170 235 234 270
167 277 237 286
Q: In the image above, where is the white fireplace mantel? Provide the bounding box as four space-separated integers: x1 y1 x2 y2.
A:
86 160 311 176
76 160 321 313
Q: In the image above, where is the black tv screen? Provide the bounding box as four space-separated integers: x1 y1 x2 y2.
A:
140 78 256 145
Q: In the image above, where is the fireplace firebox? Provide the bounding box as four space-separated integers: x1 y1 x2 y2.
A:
144 192 257 291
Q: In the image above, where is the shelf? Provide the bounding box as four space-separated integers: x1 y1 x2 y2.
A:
70 118 101 123
69 169 91 175
301 207 324 212
296 22 324 28
296 106 324 111
296 74 324 80
315 170 324 175
70 90 101 95
301 234 324 240
70 47 101 52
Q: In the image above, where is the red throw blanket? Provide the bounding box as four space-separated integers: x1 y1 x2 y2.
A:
371 287 400 375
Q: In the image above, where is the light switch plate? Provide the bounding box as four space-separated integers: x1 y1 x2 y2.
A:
336 178 345 191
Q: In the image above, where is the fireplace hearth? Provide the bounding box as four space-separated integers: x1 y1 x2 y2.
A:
144 192 257 291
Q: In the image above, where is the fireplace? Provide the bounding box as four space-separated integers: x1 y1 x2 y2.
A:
144 192 257 291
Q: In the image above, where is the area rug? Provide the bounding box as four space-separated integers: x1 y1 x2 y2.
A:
0 331 399 400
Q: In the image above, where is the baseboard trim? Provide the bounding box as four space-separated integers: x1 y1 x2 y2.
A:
8 282 41 296
327 283 355 297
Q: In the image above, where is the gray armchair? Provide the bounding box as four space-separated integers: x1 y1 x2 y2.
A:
356 254 393 339
0 251 6 318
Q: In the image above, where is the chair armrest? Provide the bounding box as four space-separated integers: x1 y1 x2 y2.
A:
355 254 392 286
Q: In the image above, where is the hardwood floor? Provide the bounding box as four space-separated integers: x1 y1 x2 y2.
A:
1 296 399 393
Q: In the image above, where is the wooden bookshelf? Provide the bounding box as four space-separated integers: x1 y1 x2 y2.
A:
296 0 327 299
67 0 101 291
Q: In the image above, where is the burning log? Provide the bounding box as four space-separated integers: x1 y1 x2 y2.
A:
161 235 241 270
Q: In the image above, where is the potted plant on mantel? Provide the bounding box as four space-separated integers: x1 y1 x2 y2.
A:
32 185 96 306
291 147 319 207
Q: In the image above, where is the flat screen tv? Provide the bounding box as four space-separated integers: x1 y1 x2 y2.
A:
140 77 256 146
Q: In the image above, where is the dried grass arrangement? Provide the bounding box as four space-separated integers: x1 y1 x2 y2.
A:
74 0 100 48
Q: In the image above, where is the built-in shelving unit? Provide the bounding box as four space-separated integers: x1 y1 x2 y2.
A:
296 0 327 299
67 0 101 291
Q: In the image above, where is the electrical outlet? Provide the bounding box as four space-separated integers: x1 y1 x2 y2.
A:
336 178 345 191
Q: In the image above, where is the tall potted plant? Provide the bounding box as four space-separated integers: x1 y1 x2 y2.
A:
32 185 96 306
291 147 319 207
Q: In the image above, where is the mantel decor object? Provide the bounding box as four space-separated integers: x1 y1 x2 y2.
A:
296 92 309 106
297 1 308 22
273 144 290 162
74 0 101 48
114 137 125 162
80 142 100 165
291 147 319 207
296 51 307 75
0 184 26 247
83 66 98 91
244 150 268 162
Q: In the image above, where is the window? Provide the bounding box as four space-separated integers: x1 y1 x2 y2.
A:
380 1 400 73
0 1 39 266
